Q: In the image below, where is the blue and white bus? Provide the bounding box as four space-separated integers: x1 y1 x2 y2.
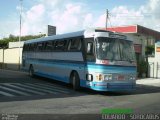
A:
22 29 137 91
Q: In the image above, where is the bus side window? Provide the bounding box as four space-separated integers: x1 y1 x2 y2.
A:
23 44 27 52
23 44 26 51
54 40 67 51
69 38 81 51
34 43 38 51
44 41 54 51
64 40 69 51
28 44 31 51
44 42 48 51
41 42 46 51
29 44 32 51
37 42 43 52
67 39 71 51
26 44 29 51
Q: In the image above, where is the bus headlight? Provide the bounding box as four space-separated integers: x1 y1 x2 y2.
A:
96 74 104 81
129 75 136 80
104 74 112 81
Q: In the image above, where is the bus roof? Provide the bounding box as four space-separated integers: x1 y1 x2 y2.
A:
25 30 85 44
24 28 131 44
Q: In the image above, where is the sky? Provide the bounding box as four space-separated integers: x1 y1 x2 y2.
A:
0 0 160 39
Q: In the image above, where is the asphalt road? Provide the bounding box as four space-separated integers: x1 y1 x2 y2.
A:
0 69 160 120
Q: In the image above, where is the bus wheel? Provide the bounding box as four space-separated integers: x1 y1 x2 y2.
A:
29 65 34 77
71 72 80 91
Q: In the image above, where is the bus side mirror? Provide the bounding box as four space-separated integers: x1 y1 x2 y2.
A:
87 42 93 55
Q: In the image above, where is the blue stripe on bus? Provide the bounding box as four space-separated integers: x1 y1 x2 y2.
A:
35 71 70 83
86 64 136 73
86 62 136 69
27 58 85 64
26 59 85 69
35 71 86 86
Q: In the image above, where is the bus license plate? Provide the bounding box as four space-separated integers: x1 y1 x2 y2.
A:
118 75 125 80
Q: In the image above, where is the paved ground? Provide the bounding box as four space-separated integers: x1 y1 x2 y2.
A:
0 69 160 120
137 78 160 86
0 69 81 102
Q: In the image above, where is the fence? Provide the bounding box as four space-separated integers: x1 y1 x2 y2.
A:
148 62 160 78
156 62 160 78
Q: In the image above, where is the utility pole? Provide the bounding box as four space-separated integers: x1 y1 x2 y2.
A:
19 0 22 47
106 9 109 30
19 0 23 70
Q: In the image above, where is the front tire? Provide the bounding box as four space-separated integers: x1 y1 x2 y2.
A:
71 72 80 91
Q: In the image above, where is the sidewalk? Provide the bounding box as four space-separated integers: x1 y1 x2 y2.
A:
136 78 160 86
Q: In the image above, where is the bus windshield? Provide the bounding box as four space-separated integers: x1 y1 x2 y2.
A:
96 37 136 62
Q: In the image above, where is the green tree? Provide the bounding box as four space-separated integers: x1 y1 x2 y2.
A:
145 45 155 55
0 34 46 48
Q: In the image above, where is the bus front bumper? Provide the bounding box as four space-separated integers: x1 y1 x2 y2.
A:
85 81 136 91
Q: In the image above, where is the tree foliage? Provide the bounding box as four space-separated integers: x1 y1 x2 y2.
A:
0 34 45 48
145 45 155 55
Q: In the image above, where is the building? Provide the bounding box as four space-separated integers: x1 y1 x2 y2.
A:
104 25 160 61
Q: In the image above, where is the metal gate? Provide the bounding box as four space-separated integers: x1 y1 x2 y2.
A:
148 62 154 78
148 62 160 78
156 62 160 78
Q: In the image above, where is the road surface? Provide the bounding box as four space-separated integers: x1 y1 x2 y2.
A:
0 69 160 120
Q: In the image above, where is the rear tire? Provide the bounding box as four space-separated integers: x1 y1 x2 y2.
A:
29 65 34 77
71 72 80 91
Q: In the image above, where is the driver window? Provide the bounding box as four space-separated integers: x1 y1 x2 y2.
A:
86 38 95 62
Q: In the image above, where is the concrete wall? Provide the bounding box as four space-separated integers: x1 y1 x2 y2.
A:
9 41 24 48
0 49 4 68
0 48 22 70
0 49 3 62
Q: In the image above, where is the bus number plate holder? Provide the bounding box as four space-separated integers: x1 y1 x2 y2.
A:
118 75 125 80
